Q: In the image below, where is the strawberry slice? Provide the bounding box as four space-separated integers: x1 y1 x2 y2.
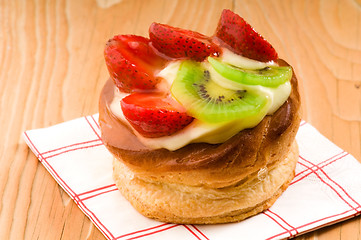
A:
149 23 220 61
214 9 278 62
104 35 167 92
121 93 193 138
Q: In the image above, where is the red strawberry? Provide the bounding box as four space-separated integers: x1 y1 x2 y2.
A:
104 35 167 92
149 23 220 61
214 9 278 62
121 93 193 138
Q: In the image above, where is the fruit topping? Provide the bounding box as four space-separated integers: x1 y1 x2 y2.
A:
171 61 267 123
104 9 292 140
214 9 278 62
149 23 220 61
104 35 167 92
121 92 194 138
208 57 292 87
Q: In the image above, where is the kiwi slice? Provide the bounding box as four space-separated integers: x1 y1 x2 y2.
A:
171 61 267 123
208 57 292 87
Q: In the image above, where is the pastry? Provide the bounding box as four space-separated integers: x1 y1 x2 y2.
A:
99 9 301 224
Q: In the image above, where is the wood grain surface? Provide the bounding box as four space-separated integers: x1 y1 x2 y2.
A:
0 0 360 239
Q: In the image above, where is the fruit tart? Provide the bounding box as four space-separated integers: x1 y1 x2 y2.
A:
99 9 301 224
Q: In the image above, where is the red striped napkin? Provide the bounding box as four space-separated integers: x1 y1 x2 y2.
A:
23 114 361 240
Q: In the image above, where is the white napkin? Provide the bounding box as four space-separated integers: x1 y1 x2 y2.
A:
23 114 361 240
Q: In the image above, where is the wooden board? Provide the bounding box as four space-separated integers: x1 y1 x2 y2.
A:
0 0 360 239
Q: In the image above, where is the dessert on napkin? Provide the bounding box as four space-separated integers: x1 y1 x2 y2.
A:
99 9 301 224
23 8 361 240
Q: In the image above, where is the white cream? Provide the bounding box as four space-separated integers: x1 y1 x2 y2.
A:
110 55 291 151
221 48 278 70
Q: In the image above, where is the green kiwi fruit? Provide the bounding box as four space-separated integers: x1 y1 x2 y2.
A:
171 61 267 123
208 57 292 87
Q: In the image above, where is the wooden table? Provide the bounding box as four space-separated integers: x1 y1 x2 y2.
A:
1 0 360 239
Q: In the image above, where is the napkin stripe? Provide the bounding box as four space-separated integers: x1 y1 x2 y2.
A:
78 184 117 198
318 152 348 169
112 222 209 240
297 159 354 209
296 120 360 209
23 131 115 240
190 225 210 240
90 114 100 128
265 209 298 235
308 158 361 208
127 225 178 240
79 185 118 201
115 224 179 239
291 151 348 185
114 223 170 239
263 211 293 237
297 208 359 230
85 116 101 140
40 139 101 156
45 142 104 159
294 212 360 238
76 200 115 239
183 225 202 240
183 225 210 240
81 188 119 201
299 156 361 209
267 208 361 239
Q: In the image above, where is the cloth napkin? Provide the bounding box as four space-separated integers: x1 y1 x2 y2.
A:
23 114 361 240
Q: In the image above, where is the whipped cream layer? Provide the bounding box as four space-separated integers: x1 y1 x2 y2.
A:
109 54 291 151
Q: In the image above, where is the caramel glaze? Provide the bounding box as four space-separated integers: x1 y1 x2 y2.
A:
99 59 302 188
